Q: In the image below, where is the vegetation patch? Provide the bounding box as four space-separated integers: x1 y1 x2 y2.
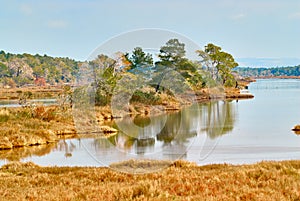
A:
0 160 299 200
130 90 161 105
0 106 120 149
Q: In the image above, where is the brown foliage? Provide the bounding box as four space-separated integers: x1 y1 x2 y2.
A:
32 106 57 121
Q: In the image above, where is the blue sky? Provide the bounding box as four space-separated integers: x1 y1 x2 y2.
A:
0 0 300 66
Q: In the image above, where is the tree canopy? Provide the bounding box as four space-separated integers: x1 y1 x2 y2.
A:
0 40 240 103
128 47 153 70
0 50 80 87
235 65 300 77
197 43 238 87
158 38 186 67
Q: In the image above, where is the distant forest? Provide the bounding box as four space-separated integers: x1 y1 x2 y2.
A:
1 48 300 88
235 65 300 78
0 50 81 87
0 41 239 89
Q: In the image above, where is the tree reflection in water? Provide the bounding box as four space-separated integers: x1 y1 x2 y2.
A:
0 101 236 163
55 140 77 157
0 143 56 162
201 101 235 139
92 100 236 160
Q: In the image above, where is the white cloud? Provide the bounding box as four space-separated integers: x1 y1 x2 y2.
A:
47 20 68 28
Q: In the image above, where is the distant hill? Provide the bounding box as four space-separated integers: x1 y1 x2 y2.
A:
2 50 300 87
0 50 81 87
236 58 300 68
235 65 300 78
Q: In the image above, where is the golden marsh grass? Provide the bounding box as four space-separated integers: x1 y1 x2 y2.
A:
0 160 299 200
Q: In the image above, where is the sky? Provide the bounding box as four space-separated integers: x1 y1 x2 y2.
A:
0 0 300 67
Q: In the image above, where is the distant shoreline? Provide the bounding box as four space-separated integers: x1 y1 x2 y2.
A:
251 75 300 79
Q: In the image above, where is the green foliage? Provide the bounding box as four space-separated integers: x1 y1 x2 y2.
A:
128 47 153 70
197 43 238 86
24 91 33 98
0 62 11 78
14 76 33 86
0 77 16 88
176 60 205 89
130 90 161 105
154 39 202 90
95 92 110 106
0 109 10 122
0 40 240 108
0 50 80 86
224 74 236 87
89 54 120 106
0 50 6 61
0 115 9 122
235 65 300 77
158 39 185 65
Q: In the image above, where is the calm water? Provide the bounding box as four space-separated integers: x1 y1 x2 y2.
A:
1 79 300 166
0 99 57 108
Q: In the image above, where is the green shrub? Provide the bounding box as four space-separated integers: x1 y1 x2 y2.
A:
130 90 161 105
24 91 33 98
0 114 9 122
0 109 10 122
224 77 236 87
95 92 111 106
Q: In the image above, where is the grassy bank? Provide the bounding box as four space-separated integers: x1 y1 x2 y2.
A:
0 105 122 149
0 160 299 200
0 106 75 149
0 81 254 150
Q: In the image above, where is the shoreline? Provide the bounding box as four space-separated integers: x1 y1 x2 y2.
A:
0 93 254 150
251 75 300 79
0 80 254 150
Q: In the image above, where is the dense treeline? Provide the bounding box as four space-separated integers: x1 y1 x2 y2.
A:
235 65 300 78
84 39 239 106
0 40 238 90
0 40 239 107
0 50 81 87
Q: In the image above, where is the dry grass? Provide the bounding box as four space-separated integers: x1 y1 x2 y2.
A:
0 106 74 149
0 105 120 149
0 86 62 100
0 160 299 200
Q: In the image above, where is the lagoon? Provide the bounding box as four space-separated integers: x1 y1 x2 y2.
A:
1 79 300 167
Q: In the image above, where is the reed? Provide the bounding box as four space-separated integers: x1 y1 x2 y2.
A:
0 160 299 200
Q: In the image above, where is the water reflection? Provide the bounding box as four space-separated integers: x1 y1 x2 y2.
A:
56 140 77 157
0 139 78 162
2 79 300 167
201 101 235 139
0 143 56 162
90 100 236 163
0 100 236 164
